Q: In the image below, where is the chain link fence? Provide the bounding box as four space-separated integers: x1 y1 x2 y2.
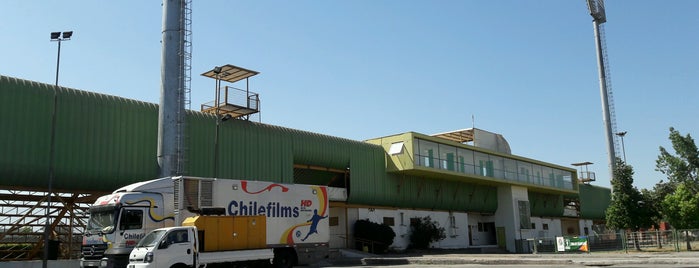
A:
516 229 699 253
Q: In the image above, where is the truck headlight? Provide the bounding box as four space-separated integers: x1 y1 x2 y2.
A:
145 252 154 263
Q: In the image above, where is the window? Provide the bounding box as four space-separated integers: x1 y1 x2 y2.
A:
457 148 475 174
383 217 395 226
439 144 456 171
167 229 189 244
531 223 536 229
584 227 589 236
415 139 438 168
388 142 404 155
329 217 339 226
543 223 549 230
119 209 143 230
518 200 531 229
400 212 405 226
474 152 491 177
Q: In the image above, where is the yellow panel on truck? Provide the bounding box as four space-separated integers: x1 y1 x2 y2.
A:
182 215 266 252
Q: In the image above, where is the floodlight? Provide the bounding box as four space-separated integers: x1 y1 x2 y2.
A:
62 31 73 39
50 32 61 40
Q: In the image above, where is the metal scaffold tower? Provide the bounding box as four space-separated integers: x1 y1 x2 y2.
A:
587 0 621 184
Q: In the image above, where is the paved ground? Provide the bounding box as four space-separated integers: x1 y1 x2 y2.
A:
321 249 699 267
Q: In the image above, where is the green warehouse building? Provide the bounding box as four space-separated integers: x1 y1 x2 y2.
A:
0 74 610 258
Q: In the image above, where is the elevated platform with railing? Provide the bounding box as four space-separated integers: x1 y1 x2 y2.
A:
200 64 261 120
572 162 596 184
200 85 259 118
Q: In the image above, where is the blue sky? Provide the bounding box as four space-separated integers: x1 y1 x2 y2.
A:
2 1 697 190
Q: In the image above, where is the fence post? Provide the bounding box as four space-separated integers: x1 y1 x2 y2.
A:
621 230 627 253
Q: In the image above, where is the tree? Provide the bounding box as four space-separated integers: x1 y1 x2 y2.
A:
354 219 395 253
605 159 653 250
661 183 699 250
655 127 699 192
606 159 647 230
408 216 446 249
653 127 699 250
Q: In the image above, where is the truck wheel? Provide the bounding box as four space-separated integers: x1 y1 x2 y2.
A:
273 249 296 268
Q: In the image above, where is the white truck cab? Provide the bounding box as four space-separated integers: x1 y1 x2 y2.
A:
128 226 273 268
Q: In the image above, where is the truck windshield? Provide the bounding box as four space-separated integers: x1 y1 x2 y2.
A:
86 206 118 234
136 230 166 248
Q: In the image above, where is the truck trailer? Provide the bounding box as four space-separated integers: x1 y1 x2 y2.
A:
80 176 330 268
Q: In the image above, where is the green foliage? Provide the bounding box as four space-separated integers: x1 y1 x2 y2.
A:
353 219 395 253
655 127 699 193
408 216 446 249
651 127 699 231
605 159 655 230
661 183 699 229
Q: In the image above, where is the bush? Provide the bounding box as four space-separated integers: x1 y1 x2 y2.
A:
354 219 395 253
409 216 446 249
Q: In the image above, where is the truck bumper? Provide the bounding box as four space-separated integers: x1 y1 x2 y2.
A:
80 258 104 268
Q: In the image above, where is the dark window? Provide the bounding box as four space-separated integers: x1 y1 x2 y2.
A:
543 223 549 230
167 230 189 244
329 217 339 227
531 223 536 229
584 227 589 235
119 209 143 230
383 217 395 226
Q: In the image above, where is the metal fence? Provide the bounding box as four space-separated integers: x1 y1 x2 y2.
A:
516 229 699 253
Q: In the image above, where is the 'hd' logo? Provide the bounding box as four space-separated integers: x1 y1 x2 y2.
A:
300 200 313 207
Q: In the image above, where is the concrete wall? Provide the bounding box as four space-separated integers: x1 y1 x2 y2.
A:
494 185 529 252
530 217 563 238
356 208 469 250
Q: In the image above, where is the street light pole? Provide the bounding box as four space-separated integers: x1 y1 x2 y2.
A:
44 31 72 268
616 131 627 163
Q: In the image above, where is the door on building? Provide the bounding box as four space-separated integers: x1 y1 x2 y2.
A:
329 207 347 249
473 222 497 246
468 225 474 246
496 227 506 250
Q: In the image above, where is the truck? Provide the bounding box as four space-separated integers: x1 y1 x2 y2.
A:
128 216 274 268
80 176 330 268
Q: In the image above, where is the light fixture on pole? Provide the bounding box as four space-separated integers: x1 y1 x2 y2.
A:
44 30 72 268
615 131 627 162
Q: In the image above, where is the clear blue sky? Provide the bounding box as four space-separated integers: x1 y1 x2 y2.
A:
2 1 697 190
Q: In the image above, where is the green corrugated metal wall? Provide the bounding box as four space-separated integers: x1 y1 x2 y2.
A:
0 75 387 192
579 184 611 220
0 76 159 191
529 191 564 217
1 75 607 217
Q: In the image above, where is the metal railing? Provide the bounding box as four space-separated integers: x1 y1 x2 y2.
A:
515 229 699 253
